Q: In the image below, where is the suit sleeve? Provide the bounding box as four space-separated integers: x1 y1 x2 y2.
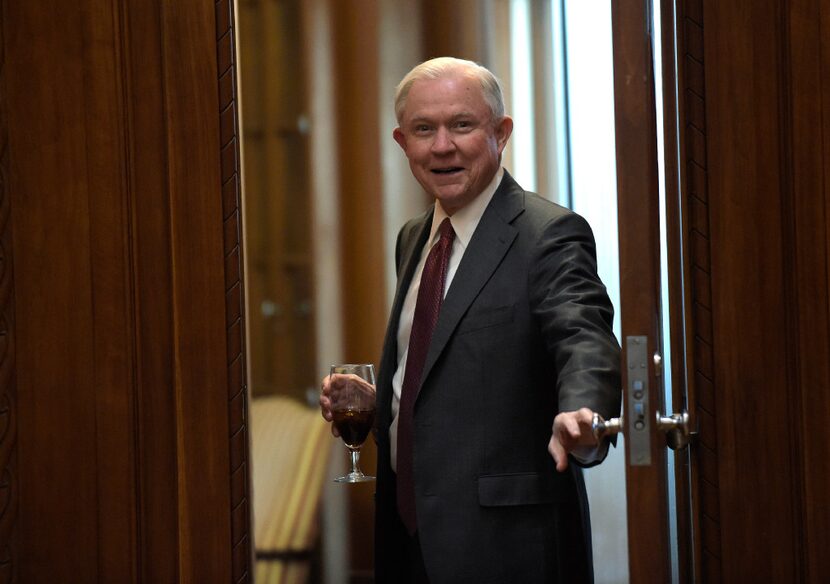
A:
528 212 622 429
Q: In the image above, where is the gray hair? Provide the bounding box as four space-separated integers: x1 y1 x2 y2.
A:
394 57 506 124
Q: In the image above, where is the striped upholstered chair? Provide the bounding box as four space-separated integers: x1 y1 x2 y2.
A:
251 396 333 584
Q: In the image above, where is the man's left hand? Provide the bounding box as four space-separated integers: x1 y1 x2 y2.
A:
548 407 598 472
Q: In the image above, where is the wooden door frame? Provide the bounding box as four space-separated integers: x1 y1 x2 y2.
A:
611 0 673 581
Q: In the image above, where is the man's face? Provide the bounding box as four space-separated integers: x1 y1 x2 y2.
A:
393 73 513 215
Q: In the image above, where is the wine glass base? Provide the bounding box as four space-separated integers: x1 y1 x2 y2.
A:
334 473 375 483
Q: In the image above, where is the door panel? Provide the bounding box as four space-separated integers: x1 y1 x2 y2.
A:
616 0 830 582
694 0 830 580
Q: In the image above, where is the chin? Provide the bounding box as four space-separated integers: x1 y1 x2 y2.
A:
436 194 473 214
431 183 467 198
433 190 463 204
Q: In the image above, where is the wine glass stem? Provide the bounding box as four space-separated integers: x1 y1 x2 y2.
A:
350 449 362 475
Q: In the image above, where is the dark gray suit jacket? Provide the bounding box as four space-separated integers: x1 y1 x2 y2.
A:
374 172 621 583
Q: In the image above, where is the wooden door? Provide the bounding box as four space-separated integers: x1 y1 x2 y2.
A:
0 0 252 581
613 0 830 582
680 0 830 580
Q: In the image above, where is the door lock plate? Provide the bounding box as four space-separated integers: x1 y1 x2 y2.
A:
627 335 651 465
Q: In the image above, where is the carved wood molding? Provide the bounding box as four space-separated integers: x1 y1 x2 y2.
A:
215 1 252 582
0 7 17 581
679 0 721 579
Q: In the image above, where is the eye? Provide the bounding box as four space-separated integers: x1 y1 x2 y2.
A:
454 120 473 131
414 124 432 134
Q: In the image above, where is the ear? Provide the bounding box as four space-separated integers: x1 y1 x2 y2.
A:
494 116 513 154
393 127 407 152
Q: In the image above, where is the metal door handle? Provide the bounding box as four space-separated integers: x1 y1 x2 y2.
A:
656 410 690 450
592 410 690 450
592 413 624 442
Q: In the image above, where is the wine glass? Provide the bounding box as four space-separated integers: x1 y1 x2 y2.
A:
328 364 376 483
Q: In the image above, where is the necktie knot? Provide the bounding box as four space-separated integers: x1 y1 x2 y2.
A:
437 217 455 247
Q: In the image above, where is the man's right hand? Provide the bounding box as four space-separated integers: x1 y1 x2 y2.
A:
319 373 377 438
319 374 340 437
548 407 600 472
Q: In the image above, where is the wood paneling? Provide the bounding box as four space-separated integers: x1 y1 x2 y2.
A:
0 0 251 581
0 6 16 581
678 0 830 581
704 0 798 580
787 1 830 578
6 2 127 579
126 0 185 579
163 0 233 579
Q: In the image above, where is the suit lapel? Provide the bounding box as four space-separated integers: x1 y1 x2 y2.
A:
418 173 526 396
393 212 434 317
376 208 433 427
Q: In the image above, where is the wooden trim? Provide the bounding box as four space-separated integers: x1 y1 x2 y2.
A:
777 1 808 577
162 0 233 579
783 0 830 578
611 0 671 581
214 1 252 582
660 0 699 582
675 0 719 580
122 0 181 578
0 4 17 576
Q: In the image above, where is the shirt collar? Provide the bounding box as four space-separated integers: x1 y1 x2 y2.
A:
429 167 504 250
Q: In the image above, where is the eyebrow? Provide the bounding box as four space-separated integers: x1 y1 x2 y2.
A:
408 111 478 125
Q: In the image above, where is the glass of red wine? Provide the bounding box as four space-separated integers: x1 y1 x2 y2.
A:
329 364 376 483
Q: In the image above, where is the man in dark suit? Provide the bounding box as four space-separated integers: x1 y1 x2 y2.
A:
321 57 620 583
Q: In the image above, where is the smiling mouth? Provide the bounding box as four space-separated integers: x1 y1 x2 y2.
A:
431 167 463 175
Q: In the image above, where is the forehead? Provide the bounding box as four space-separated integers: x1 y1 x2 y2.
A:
402 73 490 121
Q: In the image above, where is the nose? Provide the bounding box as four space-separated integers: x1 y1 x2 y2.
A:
430 127 455 155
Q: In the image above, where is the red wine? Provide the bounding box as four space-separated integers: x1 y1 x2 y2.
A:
333 408 375 449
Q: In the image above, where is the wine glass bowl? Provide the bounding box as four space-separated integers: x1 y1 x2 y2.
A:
328 364 376 483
